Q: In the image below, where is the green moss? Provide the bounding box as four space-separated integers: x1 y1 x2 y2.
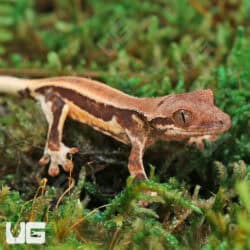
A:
0 0 249 249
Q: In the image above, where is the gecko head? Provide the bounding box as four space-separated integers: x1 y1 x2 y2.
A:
150 89 231 138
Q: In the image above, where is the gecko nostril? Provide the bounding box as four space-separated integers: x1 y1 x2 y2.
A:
219 120 224 126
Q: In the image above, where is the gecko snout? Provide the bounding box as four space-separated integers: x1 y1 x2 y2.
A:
217 111 231 132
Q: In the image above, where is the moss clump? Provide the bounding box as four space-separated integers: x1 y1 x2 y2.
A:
0 0 250 249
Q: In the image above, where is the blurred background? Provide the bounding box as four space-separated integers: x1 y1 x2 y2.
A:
0 0 249 94
0 1 250 249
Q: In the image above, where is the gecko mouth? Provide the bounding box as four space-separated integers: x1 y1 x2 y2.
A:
164 117 231 137
166 128 225 137
193 122 226 134
186 112 232 136
175 119 231 136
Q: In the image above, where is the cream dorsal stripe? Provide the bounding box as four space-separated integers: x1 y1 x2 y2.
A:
0 76 152 114
30 77 146 112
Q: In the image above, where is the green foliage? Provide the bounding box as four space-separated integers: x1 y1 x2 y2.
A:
0 0 250 249
204 179 250 250
0 178 202 250
104 180 202 219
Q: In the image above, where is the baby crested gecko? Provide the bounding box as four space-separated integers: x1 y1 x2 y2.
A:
0 76 231 179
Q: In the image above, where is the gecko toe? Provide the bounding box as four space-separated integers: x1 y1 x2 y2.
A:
69 147 79 154
138 190 158 207
48 164 60 176
39 154 50 166
62 159 74 172
138 200 149 207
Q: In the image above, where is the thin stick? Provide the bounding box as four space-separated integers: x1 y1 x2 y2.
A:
0 68 100 78
55 178 75 209
188 0 207 16
68 204 110 232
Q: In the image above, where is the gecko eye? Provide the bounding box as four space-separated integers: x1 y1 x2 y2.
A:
173 109 192 127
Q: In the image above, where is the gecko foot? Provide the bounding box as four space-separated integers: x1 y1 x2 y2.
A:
39 143 79 176
138 190 158 207
187 135 218 150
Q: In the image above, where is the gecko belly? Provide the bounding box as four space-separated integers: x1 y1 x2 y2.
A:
67 101 130 145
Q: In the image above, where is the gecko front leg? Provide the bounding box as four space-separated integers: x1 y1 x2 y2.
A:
127 134 158 205
37 92 79 176
127 135 148 181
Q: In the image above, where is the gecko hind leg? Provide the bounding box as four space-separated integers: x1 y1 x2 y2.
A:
37 93 79 176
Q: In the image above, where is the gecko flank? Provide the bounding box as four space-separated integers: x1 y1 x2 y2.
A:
0 76 231 179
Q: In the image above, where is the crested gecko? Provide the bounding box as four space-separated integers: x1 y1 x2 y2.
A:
0 76 231 180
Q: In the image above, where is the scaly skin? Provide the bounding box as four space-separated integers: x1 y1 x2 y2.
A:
0 76 231 179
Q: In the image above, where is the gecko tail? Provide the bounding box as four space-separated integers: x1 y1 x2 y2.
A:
0 76 31 95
